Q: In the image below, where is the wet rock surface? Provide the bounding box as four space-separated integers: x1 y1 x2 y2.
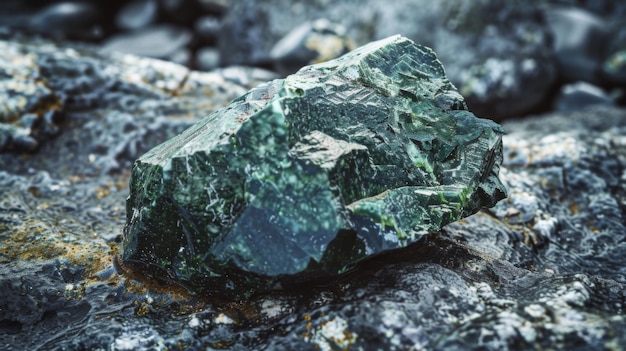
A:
0 31 625 350
122 36 507 298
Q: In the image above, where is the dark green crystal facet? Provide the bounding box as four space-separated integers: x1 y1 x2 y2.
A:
122 35 507 298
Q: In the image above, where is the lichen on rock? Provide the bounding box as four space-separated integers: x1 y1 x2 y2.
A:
122 35 507 298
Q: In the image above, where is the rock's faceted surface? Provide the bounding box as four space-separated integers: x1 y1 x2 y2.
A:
122 35 507 298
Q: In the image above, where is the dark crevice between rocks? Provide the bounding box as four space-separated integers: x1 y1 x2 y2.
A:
0 319 22 335
114 232 496 308
283 234 501 301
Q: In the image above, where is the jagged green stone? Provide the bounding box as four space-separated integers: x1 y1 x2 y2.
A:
122 35 507 298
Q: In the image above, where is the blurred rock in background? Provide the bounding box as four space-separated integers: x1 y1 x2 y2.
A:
0 0 624 120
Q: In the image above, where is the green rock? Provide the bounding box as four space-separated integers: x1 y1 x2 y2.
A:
122 35 507 298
